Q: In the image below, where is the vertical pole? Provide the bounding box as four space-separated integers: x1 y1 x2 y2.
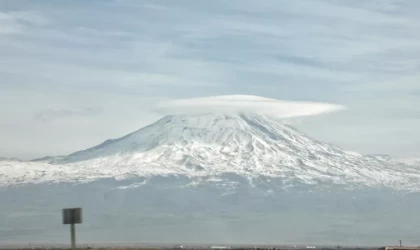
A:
71 223 76 250
400 240 402 247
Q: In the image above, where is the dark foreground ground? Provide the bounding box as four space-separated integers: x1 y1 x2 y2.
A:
0 247 381 250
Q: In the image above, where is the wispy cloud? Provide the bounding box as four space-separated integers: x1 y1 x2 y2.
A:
34 107 102 122
0 11 47 34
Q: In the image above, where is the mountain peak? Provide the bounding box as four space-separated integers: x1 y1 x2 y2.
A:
58 113 298 163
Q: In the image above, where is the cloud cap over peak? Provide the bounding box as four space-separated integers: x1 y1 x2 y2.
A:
155 95 345 119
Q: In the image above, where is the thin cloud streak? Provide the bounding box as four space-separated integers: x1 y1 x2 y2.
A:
34 107 103 122
0 11 48 35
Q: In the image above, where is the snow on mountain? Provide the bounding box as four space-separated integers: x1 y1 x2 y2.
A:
1 113 420 190
30 155 65 162
391 156 420 166
0 157 21 162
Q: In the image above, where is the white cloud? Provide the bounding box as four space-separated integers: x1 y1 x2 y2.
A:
155 95 345 119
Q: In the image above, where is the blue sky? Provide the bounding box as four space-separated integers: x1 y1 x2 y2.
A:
1 0 420 159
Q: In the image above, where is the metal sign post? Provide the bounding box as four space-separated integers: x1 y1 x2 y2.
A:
62 208 82 250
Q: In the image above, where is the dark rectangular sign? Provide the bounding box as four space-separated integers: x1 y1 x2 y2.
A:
62 208 82 224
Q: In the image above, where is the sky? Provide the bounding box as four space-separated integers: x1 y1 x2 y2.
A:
1 0 420 160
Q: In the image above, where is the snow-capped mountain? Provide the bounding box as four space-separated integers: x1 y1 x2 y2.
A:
1 113 419 190
2 112 420 245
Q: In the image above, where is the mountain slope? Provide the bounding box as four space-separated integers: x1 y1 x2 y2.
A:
1 113 420 190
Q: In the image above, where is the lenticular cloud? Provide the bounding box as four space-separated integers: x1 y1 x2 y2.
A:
155 95 345 119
